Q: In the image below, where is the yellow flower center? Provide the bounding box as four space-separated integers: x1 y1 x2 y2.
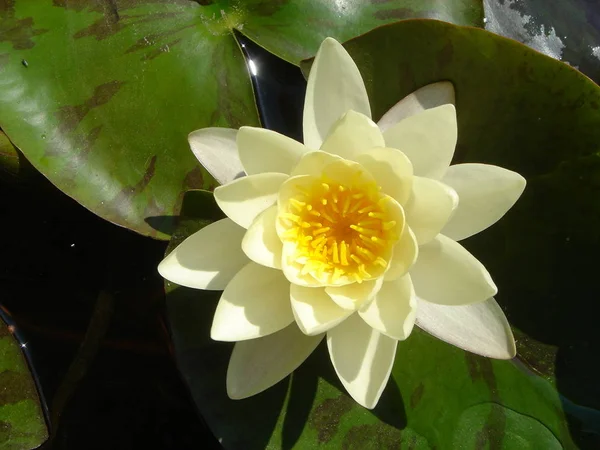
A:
279 172 402 285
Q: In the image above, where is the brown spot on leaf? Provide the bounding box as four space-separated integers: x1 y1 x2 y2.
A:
0 0 16 16
409 382 424 409
0 16 48 50
74 13 123 40
56 81 124 134
111 154 157 212
342 423 403 450
308 394 354 443
373 8 412 20
465 353 499 401
474 404 507 450
0 370 35 405
183 166 205 190
132 155 157 196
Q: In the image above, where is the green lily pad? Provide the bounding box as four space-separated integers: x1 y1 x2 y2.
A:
0 0 482 239
484 0 600 83
0 316 48 449
166 190 576 449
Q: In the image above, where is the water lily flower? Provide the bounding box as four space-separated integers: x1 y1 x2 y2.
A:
159 38 526 409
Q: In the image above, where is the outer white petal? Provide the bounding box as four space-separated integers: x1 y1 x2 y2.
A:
319 110 385 161
290 285 353 335
304 37 371 149
242 205 282 269
211 262 293 341
290 150 342 177
384 226 418 281
237 126 308 176
411 235 497 306
325 278 384 311
158 218 247 290
377 82 455 132
416 297 516 359
383 104 457 180
327 313 397 409
214 173 288 229
227 323 323 399
441 164 527 241
359 274 417 341
405 176 459 245
355 147 414 205
188 128 244 184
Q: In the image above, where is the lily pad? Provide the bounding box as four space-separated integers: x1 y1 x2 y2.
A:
0 0 482 240
483 0 600 83
0 315 48 449
166 190 576 449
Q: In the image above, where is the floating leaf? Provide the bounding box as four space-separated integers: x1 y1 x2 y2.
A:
483 0 600 83
0 0 483 239
0 315 48 449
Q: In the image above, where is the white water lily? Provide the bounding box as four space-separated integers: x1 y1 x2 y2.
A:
159 38 526 409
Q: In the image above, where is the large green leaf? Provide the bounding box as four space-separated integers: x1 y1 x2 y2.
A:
484 0 600 83
166 191 575 449
0 0 482 239
166 19 600 449
0 316 48 449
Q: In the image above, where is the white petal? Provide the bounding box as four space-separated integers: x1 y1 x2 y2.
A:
320 111 385 161
237 126 307 176
441 164 527 241
227 323 323 399
327 313 397 409
378 82 455 133
416 297 516 359
290 150 341 177
211 262 293 341
355 147 414 205
188 128 244 185
411 235 497 306
303 37 371 149
290 285 353 335
242 205 282 269
360 275 417 340
384 226 418 281
214 173 288 229
325 278 384 311
158 218 247 290
383 104 457 179
405 176 458 245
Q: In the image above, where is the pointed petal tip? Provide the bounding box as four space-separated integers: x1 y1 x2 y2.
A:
322 36 342 47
